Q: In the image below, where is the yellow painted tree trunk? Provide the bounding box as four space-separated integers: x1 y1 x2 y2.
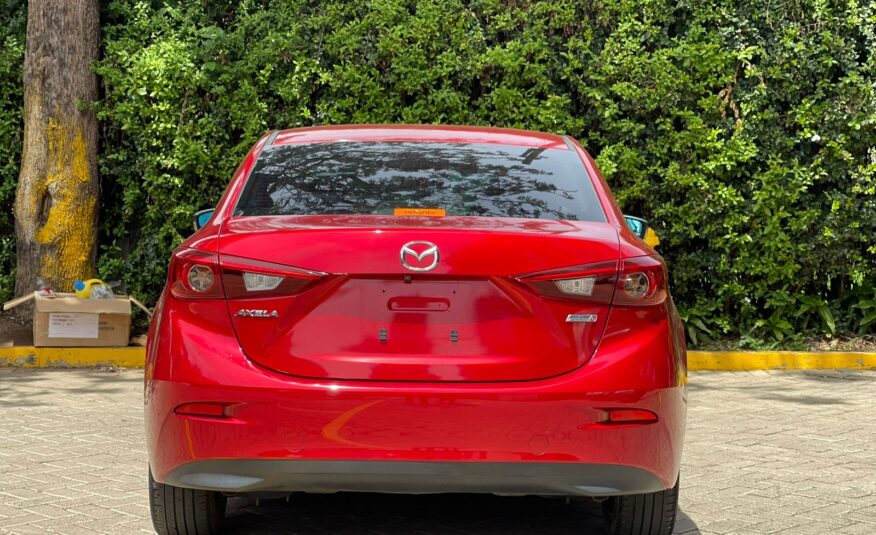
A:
14 0 100 307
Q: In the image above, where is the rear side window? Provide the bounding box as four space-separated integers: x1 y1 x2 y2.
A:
235 142 606 222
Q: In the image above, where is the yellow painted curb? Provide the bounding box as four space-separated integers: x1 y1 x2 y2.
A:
0 346 145 368
1 347 875 370
688 351 876 371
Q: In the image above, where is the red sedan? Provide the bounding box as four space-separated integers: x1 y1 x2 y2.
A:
146 125 687 535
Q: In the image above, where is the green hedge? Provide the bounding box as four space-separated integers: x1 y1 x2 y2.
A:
0 0 25 303
3 1 876 346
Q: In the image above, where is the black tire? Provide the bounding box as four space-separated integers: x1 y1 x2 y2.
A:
603 476 680 535
149 467 226 535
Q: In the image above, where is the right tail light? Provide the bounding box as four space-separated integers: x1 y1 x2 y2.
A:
516 260 618 304
614 255 667 306
516 255 667 306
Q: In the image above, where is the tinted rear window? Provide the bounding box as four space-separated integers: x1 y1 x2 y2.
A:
235 142 605 222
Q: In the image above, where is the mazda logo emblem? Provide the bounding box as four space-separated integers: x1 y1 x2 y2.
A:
400 241 439 272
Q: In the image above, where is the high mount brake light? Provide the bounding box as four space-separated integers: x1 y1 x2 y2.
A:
220 255 327 299
516 256 667 306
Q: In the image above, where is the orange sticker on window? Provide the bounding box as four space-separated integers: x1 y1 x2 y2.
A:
393 208 446 217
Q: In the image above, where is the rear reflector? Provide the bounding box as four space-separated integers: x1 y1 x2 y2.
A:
174 402 229 418
605 409 658 424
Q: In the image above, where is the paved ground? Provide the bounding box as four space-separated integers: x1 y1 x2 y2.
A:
1 369 875 534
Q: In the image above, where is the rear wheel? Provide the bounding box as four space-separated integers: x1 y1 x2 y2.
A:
602 476 680 535
149 467 226 535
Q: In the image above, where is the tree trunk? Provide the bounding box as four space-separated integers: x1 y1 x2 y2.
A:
14 0 100 309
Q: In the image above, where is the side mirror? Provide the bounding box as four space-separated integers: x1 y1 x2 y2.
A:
623 215 649 239
193 208 215 231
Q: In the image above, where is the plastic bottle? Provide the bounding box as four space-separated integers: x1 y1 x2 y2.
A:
74 279 111 299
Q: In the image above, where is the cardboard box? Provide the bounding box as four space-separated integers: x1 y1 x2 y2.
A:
32 292 131 347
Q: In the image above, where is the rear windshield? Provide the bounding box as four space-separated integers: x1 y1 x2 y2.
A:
235 142 605 222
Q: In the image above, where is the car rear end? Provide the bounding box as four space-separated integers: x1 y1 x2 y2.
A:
145 126 687 535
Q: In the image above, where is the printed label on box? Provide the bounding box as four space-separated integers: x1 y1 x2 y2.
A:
48 313 99 338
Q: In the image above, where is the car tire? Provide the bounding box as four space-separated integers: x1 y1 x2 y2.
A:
149 467 226 535
603 476 680 535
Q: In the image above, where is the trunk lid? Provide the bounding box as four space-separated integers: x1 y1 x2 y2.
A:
220 215 619 382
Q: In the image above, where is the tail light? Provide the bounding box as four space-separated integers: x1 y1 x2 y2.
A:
220 254 326 298
516 256 667 306
516 261 618 304
169 249 326 300
169 249 224 299
615 256 667 306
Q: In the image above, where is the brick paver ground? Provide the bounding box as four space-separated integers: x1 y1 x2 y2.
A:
1 368 875 534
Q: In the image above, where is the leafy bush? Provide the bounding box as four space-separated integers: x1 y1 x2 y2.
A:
0 0 26 303
4 1 876 344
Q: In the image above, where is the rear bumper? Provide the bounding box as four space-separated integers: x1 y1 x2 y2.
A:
148 377 685 493
164 460 665 496
145 297 687 497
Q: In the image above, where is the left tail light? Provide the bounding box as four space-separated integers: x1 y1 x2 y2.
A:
169 249 224 299
220 254 327 298
169 249 327 300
